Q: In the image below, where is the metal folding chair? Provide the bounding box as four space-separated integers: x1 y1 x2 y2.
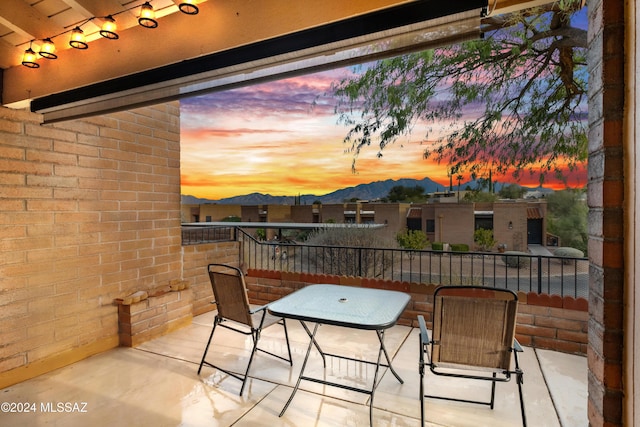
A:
418 285 526 426
197 263 292 396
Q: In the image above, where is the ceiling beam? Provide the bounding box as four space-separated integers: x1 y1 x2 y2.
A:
1 0 556 117
0 0 64 40
3 0 418 107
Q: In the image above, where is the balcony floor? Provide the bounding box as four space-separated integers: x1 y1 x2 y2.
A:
1 311 587 426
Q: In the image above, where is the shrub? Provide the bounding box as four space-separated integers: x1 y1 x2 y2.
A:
501 251 531 269
431 242 444 251
450 243 469 252
554 247 585 264
474 228 496 251
305 226 396 277
396 229 429 251
554 247 584 258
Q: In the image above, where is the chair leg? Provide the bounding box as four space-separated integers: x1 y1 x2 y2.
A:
489 372 497 409
198 318 219 375
419 351 425 426
513 349 527 426
239 328 262 396
517 370 527 427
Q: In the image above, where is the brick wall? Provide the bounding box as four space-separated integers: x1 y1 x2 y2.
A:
182 241 240 315
586 0 625 425
0 104 182 388
244 269 589 356
118 286 193 347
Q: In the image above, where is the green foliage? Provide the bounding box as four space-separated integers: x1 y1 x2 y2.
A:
331 3 587 182
474 228 496 251
554 246 585 264
554 246 584 258
450 243 470 252
546 189 587 254
463 191 498 202
501 251 531 269
255 228 266 240
220 215 241 222
387 185 427 202
431 242 444 251
498 184 526 199
396 229 429 250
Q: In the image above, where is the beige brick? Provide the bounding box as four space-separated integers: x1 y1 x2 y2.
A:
27 199 78 212
0 103 186 381
52 122 99 139
27 336 79 362
26 149 77 166
25 123 76 142
0 199 25 210
0 185 52 199
99 128 136 143
0 355 27 372
0 145 25 160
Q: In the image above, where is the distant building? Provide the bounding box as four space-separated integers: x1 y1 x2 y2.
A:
407 200 547 252
182 199 548 252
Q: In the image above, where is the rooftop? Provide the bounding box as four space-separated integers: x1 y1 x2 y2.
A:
0 310 587 426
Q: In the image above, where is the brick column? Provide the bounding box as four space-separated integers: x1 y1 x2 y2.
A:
586 0 625 425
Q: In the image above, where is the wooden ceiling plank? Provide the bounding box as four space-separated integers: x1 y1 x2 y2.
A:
0 0 64 40
0 39 20 69
59 0 128 18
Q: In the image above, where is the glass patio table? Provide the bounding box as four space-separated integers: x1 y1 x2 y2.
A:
268 284 411 425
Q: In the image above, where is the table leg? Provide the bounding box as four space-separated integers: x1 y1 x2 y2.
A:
377 329 404 384
370 331 385 425
299 320 326 367
279 322 320 417
367 329 404 425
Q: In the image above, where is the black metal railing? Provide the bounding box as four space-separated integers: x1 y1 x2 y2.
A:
181 226 588 298
236 228 588 298
181 225 235 245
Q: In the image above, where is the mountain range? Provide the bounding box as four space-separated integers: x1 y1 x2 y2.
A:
181 177 555 205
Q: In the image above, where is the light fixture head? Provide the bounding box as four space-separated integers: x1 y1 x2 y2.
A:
179 0 199 15
22 46 39 68
39 38 57 59
100 15 119 39
69 27 88 49
138 2 158 28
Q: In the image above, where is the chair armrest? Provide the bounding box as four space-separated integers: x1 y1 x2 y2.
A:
417 315 430 345
513 338 523 352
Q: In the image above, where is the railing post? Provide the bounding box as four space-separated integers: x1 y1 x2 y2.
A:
537 256 543 294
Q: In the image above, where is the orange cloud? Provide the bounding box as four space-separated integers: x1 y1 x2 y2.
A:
180 70 586 200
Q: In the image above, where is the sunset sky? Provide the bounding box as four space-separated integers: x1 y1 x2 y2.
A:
180 12 588 201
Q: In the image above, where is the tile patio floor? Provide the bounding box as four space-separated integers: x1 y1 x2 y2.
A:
0 311 587 426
